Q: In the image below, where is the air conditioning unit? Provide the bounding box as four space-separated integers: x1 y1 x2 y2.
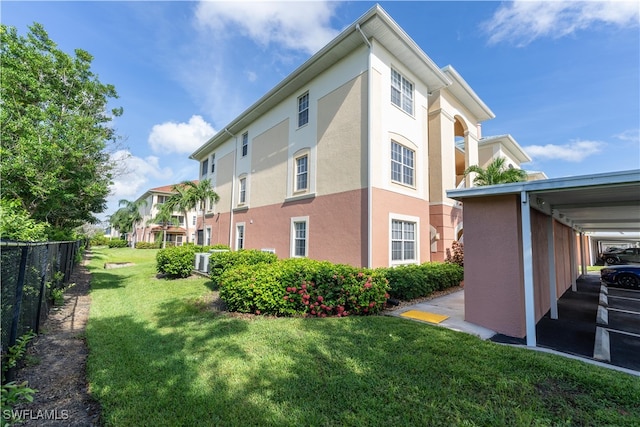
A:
201 253 212 273
261 248 276 254
194 253 202 269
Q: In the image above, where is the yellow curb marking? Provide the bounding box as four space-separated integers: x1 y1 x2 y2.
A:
400 310 449 324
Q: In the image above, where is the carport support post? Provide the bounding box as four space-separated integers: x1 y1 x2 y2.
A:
520 191 537 347
570 231 578 291
547 216 558 320
579 232 587 276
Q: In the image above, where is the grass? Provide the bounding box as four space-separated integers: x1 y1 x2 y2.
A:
86 247 640 426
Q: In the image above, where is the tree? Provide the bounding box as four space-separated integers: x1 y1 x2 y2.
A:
180 179 219 246
0 23 123 235
108 207 132 239
149 204 178 249
117 199 147 247
463 157 528 186
164 183 198 244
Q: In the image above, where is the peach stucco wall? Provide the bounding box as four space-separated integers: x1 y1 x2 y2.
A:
463 195 526 337
203 188 368 267
371 187 431 268
464 195 579 338
429 203 463 262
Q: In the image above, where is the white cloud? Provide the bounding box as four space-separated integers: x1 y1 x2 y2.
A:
148 115 216 154
194 0 340 54
109 150 173 201
482 1 640 46
524 139 605 162
614 129 640 143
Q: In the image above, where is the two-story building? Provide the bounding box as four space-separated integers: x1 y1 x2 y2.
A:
189 4 534 267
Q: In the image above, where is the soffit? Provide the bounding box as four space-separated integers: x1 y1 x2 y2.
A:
448 170 640 234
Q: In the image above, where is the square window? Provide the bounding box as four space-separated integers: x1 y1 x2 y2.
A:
391 69 414 115
391 141 415 186
391 219 416 261
298 92 309 127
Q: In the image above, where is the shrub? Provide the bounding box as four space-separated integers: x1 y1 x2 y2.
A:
136 241 162 249
445 241 464 267
90 235 110 247
108 239 128 248
156 245 199 278
380 262 463 300
208 250 277 286
219 258 390 317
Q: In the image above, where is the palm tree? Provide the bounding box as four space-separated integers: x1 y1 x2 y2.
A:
463 157 528 186
107 207 131 239
180 179 219 246
148 203 178 248
165 182 198 244
118 199 147 247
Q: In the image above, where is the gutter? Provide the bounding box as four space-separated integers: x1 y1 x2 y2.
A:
224 128 237 247
356 23 373 268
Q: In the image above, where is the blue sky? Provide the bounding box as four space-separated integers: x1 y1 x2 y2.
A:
4 1 639 222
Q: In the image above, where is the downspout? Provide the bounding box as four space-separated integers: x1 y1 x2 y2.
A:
224 128 237 247
356 24 373 268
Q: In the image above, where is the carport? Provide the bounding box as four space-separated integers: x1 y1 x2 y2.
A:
446 169 640 348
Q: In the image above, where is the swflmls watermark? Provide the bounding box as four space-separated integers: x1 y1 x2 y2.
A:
2 409 70 421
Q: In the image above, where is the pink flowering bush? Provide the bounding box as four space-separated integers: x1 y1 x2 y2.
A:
219 258 389 317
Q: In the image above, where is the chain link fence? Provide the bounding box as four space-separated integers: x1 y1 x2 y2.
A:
1 240 82 357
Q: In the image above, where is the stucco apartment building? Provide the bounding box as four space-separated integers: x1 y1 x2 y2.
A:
189 4 537 268
131 182 199 246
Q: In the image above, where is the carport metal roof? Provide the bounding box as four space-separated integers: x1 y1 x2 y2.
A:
447 169 640 347
447 169 640 235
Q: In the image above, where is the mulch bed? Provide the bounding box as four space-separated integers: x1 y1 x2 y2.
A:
14 254 100 426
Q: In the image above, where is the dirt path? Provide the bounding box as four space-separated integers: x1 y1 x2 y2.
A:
14 253 101 426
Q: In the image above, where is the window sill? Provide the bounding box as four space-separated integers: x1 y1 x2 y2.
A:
390 260 419 267
233 205 249 212
391 180 416 190
284 192 316 203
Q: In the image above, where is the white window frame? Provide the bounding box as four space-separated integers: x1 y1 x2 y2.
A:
389 214 419 265
297 92 309 128
238 175 247 205
201 158 209 177
192 215 196 226
391 68 414 115
205 226 212 246
210 153 216 174
241 132 248 157
236 223 245 250
290 216 309 258
295 154 308 192
391 141 415 187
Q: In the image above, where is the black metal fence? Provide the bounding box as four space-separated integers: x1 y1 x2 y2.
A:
1 240 82 355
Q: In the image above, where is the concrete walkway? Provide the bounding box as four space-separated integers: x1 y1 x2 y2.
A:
387 290 496 340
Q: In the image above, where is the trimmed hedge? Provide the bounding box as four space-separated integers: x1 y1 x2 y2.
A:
208 250 278 286
156 245 200 278
136 241 162 249
219 258 389 317
107 239 128 248
380 262 463 300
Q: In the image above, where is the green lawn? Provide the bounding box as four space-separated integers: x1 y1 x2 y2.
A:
86 248 640 426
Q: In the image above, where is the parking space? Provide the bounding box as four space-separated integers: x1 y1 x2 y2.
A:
598 286 640 371
535 274 640 372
